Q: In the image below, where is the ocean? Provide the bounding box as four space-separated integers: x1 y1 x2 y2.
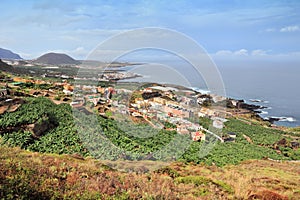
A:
217 63 300 127
119 60 300 127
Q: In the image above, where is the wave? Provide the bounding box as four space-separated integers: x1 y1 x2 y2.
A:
249 99 269 103
278 117 297 122
259 111 269 115
266 116 297 122
189 87 210 94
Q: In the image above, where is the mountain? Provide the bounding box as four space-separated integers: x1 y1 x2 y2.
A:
0 48 23 60
34 52 80 65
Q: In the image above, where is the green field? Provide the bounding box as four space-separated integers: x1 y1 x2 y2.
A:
1 97 299 167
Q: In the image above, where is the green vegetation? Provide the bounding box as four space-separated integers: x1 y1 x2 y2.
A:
224 118 284 145
0 95 299 199
175 175 233 194
199 116 212 129
0 97 88 156
0 97 299 167
175 175 211 186
163 121 177 129
182 117 300 166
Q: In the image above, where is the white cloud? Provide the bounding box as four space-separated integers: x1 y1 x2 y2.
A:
216 49 250 57
234 49 248 56
214 49 269 58
215 50 233 56
280 25 300 32
251 49 267 56
212 49 300 62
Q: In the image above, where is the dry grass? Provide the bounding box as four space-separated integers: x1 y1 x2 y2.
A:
0 146 299 199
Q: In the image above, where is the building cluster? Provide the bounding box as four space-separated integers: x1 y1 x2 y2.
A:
1 70 234 143
103 85 228 142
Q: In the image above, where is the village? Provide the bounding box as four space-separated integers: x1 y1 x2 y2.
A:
66 82 237 142
0 71 251 143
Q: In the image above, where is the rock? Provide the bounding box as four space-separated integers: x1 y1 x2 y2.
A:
27 115 56 137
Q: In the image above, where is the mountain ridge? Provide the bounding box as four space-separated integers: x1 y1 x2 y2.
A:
0 48 23 60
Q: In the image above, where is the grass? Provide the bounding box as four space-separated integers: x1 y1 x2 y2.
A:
0 145 299 199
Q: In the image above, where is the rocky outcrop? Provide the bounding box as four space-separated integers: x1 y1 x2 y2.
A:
27 117 54 138
237 100 267 111
0 112 56 138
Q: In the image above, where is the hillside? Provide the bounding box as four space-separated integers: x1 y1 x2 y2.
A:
0 146 299 199
34 52 80 65
0 48 22 60
0 59 28 74
0 97 299 165
0 95 299 199
0 59 20 73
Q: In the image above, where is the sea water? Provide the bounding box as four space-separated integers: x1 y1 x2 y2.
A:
120 60 300 127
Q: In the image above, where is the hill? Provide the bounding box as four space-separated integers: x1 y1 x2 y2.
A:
0 48 22 60
0 59 28 74
34 52 80 65
0 97 299 166
0 146 299 199
0 89 299 199
0 59 18 73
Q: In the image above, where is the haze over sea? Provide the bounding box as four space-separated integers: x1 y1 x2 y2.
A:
121 58 300 127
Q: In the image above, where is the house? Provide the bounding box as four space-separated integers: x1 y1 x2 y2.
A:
224 137 235 142
200 107 215 117
63 84 74 92
143 88 153 93
212 117 227 129
163 105 192 119
153 97 167 105
180 96 197 106
228 132 237 138
104 87 115 99
198 112 206 117
210 94 226 103
191 131 206 141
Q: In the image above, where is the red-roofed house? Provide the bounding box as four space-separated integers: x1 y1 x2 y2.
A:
191 131 206 141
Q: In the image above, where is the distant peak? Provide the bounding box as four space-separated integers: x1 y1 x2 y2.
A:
35 52 80 65
0 48 23 60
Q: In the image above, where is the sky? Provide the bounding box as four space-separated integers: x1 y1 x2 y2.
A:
0 0 300 63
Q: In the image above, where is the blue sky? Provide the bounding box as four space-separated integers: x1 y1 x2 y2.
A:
0 0 300 62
